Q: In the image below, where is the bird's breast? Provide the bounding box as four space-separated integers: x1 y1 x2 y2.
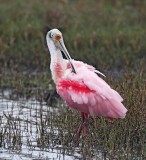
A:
55 62 63 77
51 62 65 83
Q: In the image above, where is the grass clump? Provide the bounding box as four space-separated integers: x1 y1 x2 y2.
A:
0 0 145 159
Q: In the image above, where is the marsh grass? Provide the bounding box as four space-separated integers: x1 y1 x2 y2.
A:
0 72 145 159
0 0 146 159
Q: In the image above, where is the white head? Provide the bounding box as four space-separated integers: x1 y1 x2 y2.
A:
46 28 76 73
46 29 62 45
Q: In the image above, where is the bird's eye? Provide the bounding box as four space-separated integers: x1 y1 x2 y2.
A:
49 32 53 38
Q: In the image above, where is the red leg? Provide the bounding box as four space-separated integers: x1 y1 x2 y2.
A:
73 123 83 142
73 112 89 142
82 112 89 136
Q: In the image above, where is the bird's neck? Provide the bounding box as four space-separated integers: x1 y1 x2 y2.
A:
47 40 66 84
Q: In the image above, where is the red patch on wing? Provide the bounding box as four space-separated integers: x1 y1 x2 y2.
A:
58 79 94 93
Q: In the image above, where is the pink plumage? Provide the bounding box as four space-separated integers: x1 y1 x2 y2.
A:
46 28 127 141
57 60 127 119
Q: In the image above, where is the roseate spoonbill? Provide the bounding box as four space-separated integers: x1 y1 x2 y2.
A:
46 28 127 141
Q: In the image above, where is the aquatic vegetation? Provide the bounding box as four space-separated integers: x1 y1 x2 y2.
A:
0 0 145 159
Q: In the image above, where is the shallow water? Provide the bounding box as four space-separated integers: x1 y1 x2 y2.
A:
0 89 145 160
0 90 106 160
0 90 77 159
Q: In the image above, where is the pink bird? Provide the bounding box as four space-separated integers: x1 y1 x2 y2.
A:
46 28 127 141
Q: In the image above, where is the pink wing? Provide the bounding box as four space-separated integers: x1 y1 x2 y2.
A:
66 59 105 77
57 62 127 119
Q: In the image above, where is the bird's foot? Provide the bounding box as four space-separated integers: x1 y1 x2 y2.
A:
82 120 89 137
73 123 82 143
73 120 89 143
73 133 80 143
73 112 89 143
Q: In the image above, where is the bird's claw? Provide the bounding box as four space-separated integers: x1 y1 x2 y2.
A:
82 121 89 137
73 120 89 143
73 133 81 143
